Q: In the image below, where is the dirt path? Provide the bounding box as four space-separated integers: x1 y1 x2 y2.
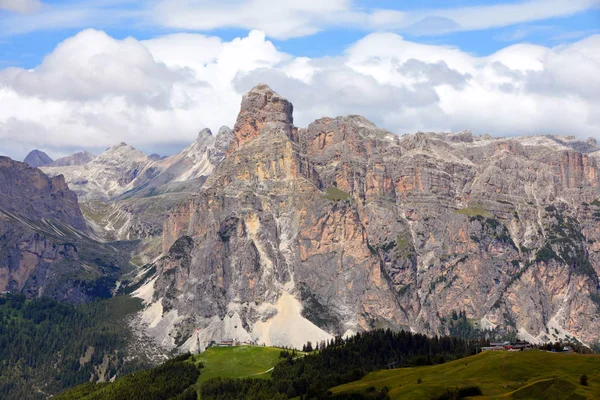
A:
239 354 306 378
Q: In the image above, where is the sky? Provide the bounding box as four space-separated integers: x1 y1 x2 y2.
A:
0 0 599 160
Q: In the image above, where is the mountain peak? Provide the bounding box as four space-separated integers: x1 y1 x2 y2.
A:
105 142 139 154
24 149 53 167
198 128 213 139
96 142 148 165
229 83 294 153
246 83 280 96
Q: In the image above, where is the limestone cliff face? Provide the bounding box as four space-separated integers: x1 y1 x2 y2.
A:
0 157 129 302
228 83 295 153
0 156 87 230
143 85 600 350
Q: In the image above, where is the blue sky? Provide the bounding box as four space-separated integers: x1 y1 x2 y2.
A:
0 0 599 160
2 0 599 67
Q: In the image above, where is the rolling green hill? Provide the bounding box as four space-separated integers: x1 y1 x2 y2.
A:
56 337 600 400
330 350 600 399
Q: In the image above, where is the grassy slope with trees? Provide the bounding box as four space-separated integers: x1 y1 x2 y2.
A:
57 345 290 400
331 350 600 399
55 328 600 400
200 329 479 399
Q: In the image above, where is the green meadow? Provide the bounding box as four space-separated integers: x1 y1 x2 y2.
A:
331 350 600 399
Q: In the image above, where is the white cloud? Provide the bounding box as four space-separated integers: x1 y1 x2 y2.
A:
0 1 142 37
150 0 352 39
0 29 599 161
0 29 290 159
395 0 600 34
148 0 600 38
0 0 41 13
0 29 197 108
1 0 598 39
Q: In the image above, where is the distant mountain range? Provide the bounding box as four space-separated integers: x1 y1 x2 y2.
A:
0 156 132 301
3 83 600 355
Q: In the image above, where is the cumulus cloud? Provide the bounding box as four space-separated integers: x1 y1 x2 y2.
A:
0 29 599 161
0 29 198 108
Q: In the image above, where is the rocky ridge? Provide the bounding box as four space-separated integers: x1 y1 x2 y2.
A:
42 128 234 202
49 151 96 167
39 128 234 252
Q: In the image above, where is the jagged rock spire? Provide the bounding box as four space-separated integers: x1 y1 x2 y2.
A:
229 84 294 153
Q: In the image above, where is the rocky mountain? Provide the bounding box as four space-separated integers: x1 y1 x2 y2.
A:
49 150 96 167
117 126 234 200
23 149 53 167
42 143 155 201
130 84 600 352
42 128 233 202
0 156 87 230
39 128 234 252
0 156 134 302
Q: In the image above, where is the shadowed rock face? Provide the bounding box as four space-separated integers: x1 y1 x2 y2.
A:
141 84 600 350
24 149 53 167
0 156 87 230
0 157 128 302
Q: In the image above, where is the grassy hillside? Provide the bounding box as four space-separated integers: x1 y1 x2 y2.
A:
56 345 288 399
197 329 479 399
192 346 284 384
331 350 600 399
